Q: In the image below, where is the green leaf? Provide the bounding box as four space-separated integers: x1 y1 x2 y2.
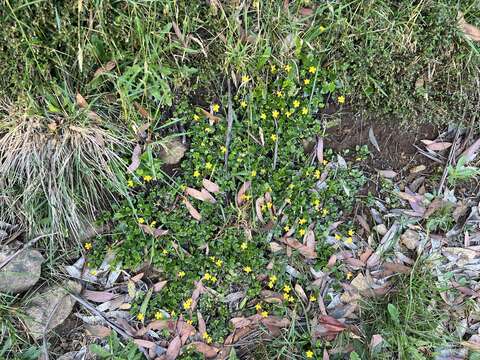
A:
89 344 111 358
350 351 361 360
387 303 400 325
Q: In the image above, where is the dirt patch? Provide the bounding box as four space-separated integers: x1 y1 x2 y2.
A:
325 113 439 172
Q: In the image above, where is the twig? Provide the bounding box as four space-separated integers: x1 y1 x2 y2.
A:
224 80 234 170
0 233 54 271
438 127 461 195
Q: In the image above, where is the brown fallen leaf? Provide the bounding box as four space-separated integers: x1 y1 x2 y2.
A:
190 342 219 358
426 142 452 151
85 324 111 338
356 214 370 233
183 198 202 221
76 93 88 108
423 198 447 219
383 262 411 274
370 334 383 349
166 335 182 360
368 127 380 152
172 21 186 45
314 315 346 340
131 272 144 283
200 188 216 203
127 144 142 173
458 12 480 42
202 179 220 193
190 280 206 312
283 237 317 259
236 181 251 206
255 196 266 223
461 137 480 163
197 311 207 335
377 169 397 179
134 339 156 349
200 108 221 123
294 284 308 303
93 60 116 77
316 137 324 164
139 224 169 237
83 290 116 303
186 187 215 203
299 7 313 16
153 280 168 292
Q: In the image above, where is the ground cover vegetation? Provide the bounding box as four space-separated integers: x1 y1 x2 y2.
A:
1 0 480 359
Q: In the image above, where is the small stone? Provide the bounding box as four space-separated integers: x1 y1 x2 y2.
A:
401 229 420 250
0 249 44 294
373 224 387 236
159 138 186 165
24 281 82 339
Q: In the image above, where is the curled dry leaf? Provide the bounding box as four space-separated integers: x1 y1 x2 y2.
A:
316 136 324 164
183 198 202 221
356 214 370 233
370 334 384 349
426 142 452 151
127 144 142 173
236 181 251 206
153 280 168 292
461 137 480 163
139 224 169 237
202 179 220 193
172 21 186 45
294 284 308 303
166 335 182 360
186 187 215 203
283 237 317 259
255 196 266 223
200 108 220 123
458 12 480 42
200 188 216 203
368 127 380 152
93 60 116 77
197 311 207 335
85 324 111 338
377 169 397 179
190 342 219 358
134 339 156 349
76 93 88 108
314 315 346 339
83 290 116 303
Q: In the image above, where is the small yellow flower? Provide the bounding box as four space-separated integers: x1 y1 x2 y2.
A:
285 198 291 204
255 303 262 311
348 229 355 236
313 199 320 207
306 350 314 358
284 225 290 232
178 271 186 278
271 64 277 73
250 170 257 177
285 111 292 118
210 256 216 262
283 292 290 300
334 234 341 240
308 66 317 74
212 103 220 112
162 249 168 255
284 64 291 72
204 273 212 281
283 285 291 293
261 204 267 212
138 218 145 224
338 95 346 104
299 218 307 225
90 269 97 275
304 78 311 85
137 313 144 321
202 332 212 344
299 228 306 236
220 146 227 154
240 194 251 201
266 202 273 209
241 75 250 83
293 100 300 108
215 259 223 267
183 298 193 310
270 275 277 283
322 208 329 217
319 25 326 33
276 91 284 98
84 242 92 250
243 266 252 273
272 110 279 119
205 162 213 170
127 180 134 187
268 281 274 288
240 242 248 250
211 276 217 283
270 134 277 142
260 113 267 120
301 107 308 115
288 295 295 302
322 159 328 166
314 170 321 179
150 221 157 227
144 175 153 182
346 272 353 280
288 183 294 189
193 170 200 177
241 100 247 108
309 295 317 302
345 237 353 244
186 319 193 325
193 114 200 121
155 311 163 320
261 311 268 318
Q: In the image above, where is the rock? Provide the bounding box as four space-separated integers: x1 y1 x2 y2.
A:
159 138 186 165
0 249 44 294
24 281 82 339
373 224 387 236
400 229 419 250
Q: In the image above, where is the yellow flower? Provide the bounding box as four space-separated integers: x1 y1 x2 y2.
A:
183 298 193 310
308 66 316 74
149 221 157 227
301 107 308 115
178 271 186 278
306 350 314 358
193 170 200 177
283 285 291 293
285 198 291 204
127 180 134 187
283 292 290 300
304 78 311 85
271 64 277 73
250 170 257 177
293 100 300 108
260 113 267 120
255 303 262 311
137 313 144 321
313 199 320 207
261 204 267 212
268 281 274 288
288 295 295 302
334 234 341 240
211 276 217 283
240 242 248 250
338 95 346 104
90 269 97 275
270 275 277 283
345 237 353 244
202 332 213 344
272 110 279 118
322 159 328 166
241 100 247 108
215 259 223 267
299 229 306 236
322 208 329 217
240 194 251 201
241 75 250 83
270 134 277 142
84 242 92 250
144 175 153 182
205 162 213 170
220 146 227 154
155 311 163 320
347 272 353 280
276 91 284 98
261 311 268 318
309 295 317 302
348 229 355 236
314 170 321 179
138 218 145 224
319 25 326 33
193 114 200 121
162 249 168 255
186 319 193 325
243 266 252 273
284 225 290 232
284 64 291 72
212 103 220 112
204 273 212 281
299 218 307 225
285 111 292 118
266 202 273 209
